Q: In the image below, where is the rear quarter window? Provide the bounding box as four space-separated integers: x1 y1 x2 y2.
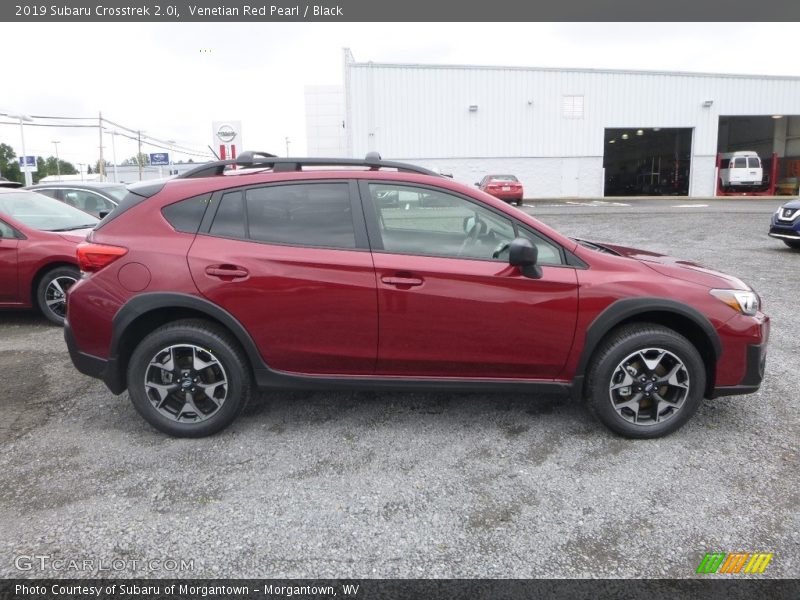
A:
161 193 212 233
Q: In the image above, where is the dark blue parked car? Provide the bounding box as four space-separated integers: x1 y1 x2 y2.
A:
769 199 800 249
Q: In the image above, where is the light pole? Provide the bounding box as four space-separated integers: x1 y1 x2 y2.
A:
167 140 175 176
285 136 290 157
52 141 61 180
8 112 33 186
109 130 119 183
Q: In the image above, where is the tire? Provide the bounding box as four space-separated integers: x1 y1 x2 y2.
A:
36 265 80 326
783 240 800 249
126 319 253 437
585 323 706 439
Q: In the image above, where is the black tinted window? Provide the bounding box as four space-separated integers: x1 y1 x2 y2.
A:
162 193 211 233
209 191 245 238
244 183 355 249
733 157 747 168
0 220 15 238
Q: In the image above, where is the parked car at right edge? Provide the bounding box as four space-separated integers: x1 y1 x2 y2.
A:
769 198 800 248
65 152 769 439
477 175 524 205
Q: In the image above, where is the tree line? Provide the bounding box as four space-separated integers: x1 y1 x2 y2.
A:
0 142 79 184
1 143 196 184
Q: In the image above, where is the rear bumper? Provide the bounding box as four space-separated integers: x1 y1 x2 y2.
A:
65 319 126 395
488 191 523 201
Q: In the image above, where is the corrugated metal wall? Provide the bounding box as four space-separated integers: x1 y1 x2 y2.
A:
342 61 800 196
346 63 800 158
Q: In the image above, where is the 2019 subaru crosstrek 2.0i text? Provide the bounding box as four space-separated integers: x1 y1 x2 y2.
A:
65 153 769 438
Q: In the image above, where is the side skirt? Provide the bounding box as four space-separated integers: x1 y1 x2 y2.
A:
253 367 572 396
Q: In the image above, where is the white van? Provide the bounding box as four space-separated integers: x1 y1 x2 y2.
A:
719 151 763 190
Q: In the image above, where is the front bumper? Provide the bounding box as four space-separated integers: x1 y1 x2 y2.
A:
711 342 768 397
769 224 800 241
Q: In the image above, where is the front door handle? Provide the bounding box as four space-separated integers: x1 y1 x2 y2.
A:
381 275 424 287
205 265 249 279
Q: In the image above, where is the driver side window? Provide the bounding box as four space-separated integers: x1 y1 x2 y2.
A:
368 183 516 261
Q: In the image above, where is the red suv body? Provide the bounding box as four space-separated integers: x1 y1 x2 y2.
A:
65 154 769 438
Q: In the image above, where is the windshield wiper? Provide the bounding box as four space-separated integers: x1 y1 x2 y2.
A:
49 224 96 232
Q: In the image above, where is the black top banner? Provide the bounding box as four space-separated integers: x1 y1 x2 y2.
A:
2 0 800 21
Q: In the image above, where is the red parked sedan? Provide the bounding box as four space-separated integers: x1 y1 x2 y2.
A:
0 188 97 324
477 174 524 205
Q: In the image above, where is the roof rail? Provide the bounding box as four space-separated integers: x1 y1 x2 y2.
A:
177 152 441 179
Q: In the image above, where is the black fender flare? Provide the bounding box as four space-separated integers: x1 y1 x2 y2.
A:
108 292 266 385
574 297 722 382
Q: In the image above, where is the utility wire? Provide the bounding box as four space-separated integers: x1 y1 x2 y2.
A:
2 112 215 159
0 121 98 128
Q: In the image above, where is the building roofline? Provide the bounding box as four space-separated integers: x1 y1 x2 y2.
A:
348 60 800 82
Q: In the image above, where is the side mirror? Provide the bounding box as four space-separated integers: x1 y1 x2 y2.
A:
509 237 542 279
98 210 110 219
474 182 480 187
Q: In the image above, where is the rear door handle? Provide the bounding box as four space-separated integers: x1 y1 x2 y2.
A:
381 275 424 287
205 265 249 279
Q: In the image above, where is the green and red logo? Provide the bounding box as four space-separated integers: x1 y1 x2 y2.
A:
696 552 773 574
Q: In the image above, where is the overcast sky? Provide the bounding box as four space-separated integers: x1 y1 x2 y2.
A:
1 22 798 170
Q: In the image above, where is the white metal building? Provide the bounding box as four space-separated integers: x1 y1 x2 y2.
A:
306 50 800 197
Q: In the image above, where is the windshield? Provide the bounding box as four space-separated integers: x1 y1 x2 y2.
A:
0 191 99 231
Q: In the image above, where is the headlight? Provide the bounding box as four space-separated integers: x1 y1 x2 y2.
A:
710 289 760 316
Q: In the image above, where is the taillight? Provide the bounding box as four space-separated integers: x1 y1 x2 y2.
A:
77 242 128 273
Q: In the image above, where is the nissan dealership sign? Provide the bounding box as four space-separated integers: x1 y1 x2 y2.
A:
212 120 243 160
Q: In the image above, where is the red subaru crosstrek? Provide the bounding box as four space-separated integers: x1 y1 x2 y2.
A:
65 153 769 438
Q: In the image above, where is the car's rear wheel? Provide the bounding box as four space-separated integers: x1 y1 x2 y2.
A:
36 265 80 325
783 240 800 249
127 319 252 437
585 323 705 438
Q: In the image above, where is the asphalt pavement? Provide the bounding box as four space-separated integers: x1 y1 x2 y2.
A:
0 198 797 579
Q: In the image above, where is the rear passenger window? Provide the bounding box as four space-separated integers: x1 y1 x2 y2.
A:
209 183 356 249
162 193 211 233
733 157 747 168
748 157 761 168
209 191 245 239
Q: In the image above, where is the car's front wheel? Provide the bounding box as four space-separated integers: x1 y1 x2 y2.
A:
127 319 252 437
783 240 800 249
36 265 80 325
585 323 706 438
